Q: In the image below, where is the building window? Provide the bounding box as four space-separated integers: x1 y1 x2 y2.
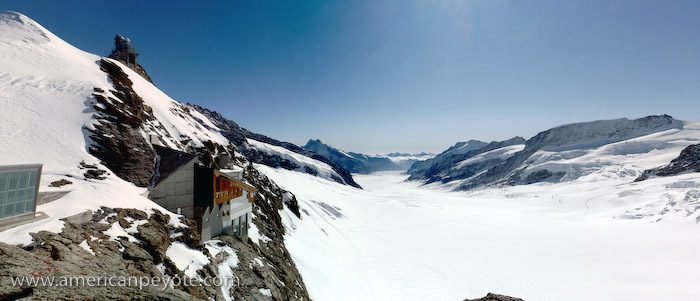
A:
0 165 41 220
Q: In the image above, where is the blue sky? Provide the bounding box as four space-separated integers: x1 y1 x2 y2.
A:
4 1 700 154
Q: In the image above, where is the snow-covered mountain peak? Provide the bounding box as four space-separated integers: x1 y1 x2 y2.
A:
0 11 51 43
0 11 102 82
531 114 683 152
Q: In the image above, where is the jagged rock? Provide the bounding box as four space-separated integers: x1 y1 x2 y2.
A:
236 165 310 299
1 202 312 300
0 208 206 300
636 144 700 182
49 179 72 187
465 293 524 301
84 168 107 180
87 59 157 187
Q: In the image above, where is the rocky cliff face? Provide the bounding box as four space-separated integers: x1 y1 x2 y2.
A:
87 59 156 187
303 139 401 174
0 206 309 300
636 144 700 181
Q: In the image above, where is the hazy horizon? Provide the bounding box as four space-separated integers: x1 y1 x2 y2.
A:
4 0 699 154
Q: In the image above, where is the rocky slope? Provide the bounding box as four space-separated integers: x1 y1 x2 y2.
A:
407 137 525 183
635 143 700 181
189 105 361 188
302 139 401 173
407 140 490 177
0 207 308 300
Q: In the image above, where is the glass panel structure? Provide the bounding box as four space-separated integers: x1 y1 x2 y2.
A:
0 164 42 220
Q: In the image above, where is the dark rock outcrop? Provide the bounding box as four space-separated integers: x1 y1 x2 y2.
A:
86 59 157 187
49 179 72 188
0 208 217 300
0 206 310 300
635 144 700 182
464 293 524 301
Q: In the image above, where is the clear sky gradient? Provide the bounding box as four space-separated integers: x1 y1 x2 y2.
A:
4 1 700 154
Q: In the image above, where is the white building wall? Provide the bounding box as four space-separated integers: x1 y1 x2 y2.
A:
149 160 196 219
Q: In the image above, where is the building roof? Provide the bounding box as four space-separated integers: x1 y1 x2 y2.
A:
152 145 198 187
214 170 258 193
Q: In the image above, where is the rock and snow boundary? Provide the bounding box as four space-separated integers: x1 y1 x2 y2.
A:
0 11 310 300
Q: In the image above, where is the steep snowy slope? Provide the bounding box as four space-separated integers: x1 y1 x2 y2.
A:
190 105 361 188
247 138 345 182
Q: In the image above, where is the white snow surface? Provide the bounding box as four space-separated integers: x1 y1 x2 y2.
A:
166 241 210 278
259 288 272 297
258 129 700 301
78 239 95 256
205 240 240 301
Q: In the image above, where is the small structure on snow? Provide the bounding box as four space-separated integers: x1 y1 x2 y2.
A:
110 34 138 66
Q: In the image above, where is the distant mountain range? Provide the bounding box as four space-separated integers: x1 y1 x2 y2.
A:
406 115 688 190
303 139 435 173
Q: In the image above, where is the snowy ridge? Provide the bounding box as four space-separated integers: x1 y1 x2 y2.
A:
407 139 491 176
453 144 525 170
247 138 345 183
408 115 691 190
531 115 684 152
303 139 403 173
512 122 700 184
113 58 231 150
